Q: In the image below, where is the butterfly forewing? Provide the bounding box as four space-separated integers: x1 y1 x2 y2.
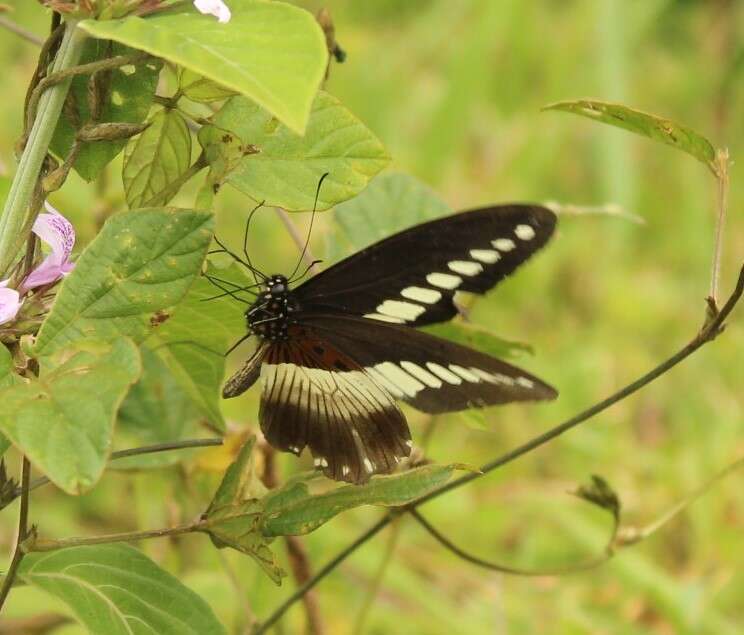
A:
257 329 411 483
294 205 556 327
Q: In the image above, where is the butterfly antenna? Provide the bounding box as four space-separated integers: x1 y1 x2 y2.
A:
290 258 323 284
242 201 266 284
212 236 268 284
288 172 329 281
203 274 252 304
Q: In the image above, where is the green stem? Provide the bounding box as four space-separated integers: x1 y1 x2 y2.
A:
0 22 87 278
29 521 201 553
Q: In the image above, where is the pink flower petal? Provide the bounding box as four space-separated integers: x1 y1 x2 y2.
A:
20 202 77 293
194 0 231 23
0 281 21 325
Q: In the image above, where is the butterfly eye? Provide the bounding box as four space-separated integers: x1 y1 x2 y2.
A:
271 283 286 296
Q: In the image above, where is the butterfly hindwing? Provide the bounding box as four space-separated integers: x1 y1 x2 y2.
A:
258 329 412 483
294 205 556 327
298 314 557 414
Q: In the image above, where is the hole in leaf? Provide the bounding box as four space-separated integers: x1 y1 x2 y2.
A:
111 91 124 106
120 64 136 76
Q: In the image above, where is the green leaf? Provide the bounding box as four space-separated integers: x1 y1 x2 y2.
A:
543 99 717 174
34 208 213 357
0 338 140 494
210 91 390 211
330 172 452 259
146 267 247 430
179 68 239 103
422 321 531 361
203 437 284 584
122 108 192 208
50 40 161 182
0 346 21 458
19 544 226 635
116 347 205 469
262 464 459 537
197 123 253 199
79 1 328 134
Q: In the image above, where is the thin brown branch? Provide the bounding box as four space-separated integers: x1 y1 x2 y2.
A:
0 16 43 46
254 263 744 631
260 442 325 635
0 457 31 612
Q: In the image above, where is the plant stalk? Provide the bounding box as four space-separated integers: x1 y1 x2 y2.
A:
0 22 87 277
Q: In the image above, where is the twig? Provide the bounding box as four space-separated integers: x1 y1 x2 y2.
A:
5 438 223 505
0 457 31 611
409 508 611 576
275 207 320 274
253 517 390 635
254 264 744 630
709 148 729 306
260 443 325 635
0 16 44 46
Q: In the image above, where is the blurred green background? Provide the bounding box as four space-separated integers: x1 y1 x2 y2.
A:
1 1 742 633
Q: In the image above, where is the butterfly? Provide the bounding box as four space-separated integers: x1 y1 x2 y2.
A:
218 204 558 484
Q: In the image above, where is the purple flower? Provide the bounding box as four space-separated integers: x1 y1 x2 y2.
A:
20 202 76 293
0 279 22 326
194 0 231 23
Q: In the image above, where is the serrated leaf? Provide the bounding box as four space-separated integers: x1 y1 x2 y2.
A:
423 321 531 361
202 437 283 584
329 172 452 260
34 208 213 357
123 108 192 208
50 40 161 182
0 338 140 494
180 68 239 103
211 91 390 211
543 100 717 174
19 544 226 635
79 1 328 134
262 463 458 537
146 267 246 430
116 347 205 469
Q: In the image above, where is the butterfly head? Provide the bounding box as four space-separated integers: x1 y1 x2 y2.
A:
245 274 298 342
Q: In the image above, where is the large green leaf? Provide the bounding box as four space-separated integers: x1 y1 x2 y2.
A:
122 108 192 208
79 0 328 134
146 267 247 430
202 438 284 584
207 91 390 211
116 347 205 469
50 40 161 182
19 545 226 635
262 464 459 536
34 208 213 356
179 68 238 104
0 338 140 494
543 99 717 174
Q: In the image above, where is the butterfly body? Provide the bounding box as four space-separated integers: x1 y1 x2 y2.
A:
223 204 558 484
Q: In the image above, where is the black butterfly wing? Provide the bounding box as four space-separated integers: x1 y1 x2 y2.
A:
294 205 556 327
297 313 557 413
224 325 412 484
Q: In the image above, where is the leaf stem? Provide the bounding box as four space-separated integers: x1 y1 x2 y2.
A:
709 148 729 305
0 15 44 46
29 521 202 553
4 437 223 507
0 457 31 612
0 22 87 278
